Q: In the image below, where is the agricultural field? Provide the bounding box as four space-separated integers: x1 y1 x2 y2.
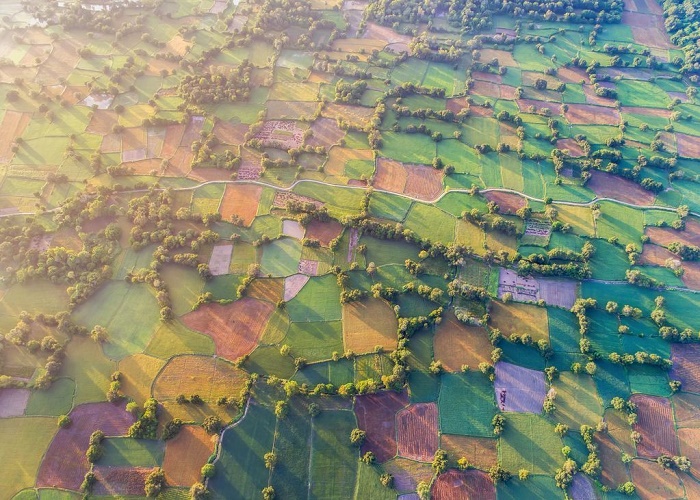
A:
2 0 700 498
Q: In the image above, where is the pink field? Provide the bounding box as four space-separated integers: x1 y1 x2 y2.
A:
355 390 408 462
494 362 547 413
431 470 495 500
670 343 700 393
396 403 439 461
631 394 678 458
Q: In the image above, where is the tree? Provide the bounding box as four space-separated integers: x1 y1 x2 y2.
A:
618 482 636 495
350 428 366 446
264 452 277 469
189 482 208 500
202 415 222 434
431 449 448 474
57 415 72 428
417 480 431 500
201 463 216 478
488 464 511 483
262 486 276 500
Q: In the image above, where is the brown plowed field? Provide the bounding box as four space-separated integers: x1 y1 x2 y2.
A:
247 278 284 304
374 157 408 194
677 428 700 478
675 133 700 158
646 218 700 248
630 459 684 499
672 392 700 428
583 85 617 106
396 403 439 461
596 433 631 488
308 117 346 148
440 434 497 470
326 147 373 176
343 299 398 353
586 170 655 206
446 97 468 114
354 389 408 462
566 104 621 125
213 121 249 146
305 220 343 246
639 244 676 267
161 124 186 159
322 103 374 129
87 110 118 136
623 106 672 118
670 343 700 393
472 80 500 99
433 316 492 371
631 394 678 458
431 469 495 500
37 402 134 491
163 425 216 486
153 355 248 403
219 184 262 226
682 261 700 290
404 163 443 201
483 191 527 213
182 299 274 361
93 466 151 496
556 138 585 157
0 111 30 162
558 67 587 83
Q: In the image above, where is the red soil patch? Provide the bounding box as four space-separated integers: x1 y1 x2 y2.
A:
87 110 118 136
93 466 151 496
646 219 700 248
480 49 517 67
129 158 162 175
163 425 215 486
471 80 500 99
161 124 186 159
566 104 620 125
37 402 134 491
397 403 439 461
247 278 284 304
516 98 553 114
446 97 468 114
0 111 30 162
432 470 495 500
483 191 526 213
583 85 617 107
362 22 411 46
322 103 374 129
596 433 631 488
434 316 492 371
630 459 684 499
403 163 443 201
180 116 205 148
122 127 147 153
681 261 700 290
556 138 585 157
670 343 700 394
639 244 677 267
586 170 655 205
374 157 408 194
440 435 497 470
305 220 343 246
469 104 496 117
675 133 700 158
623 106 672 119
354 389 408 462
187 167 232 183
213 121 249 146
182 298 274 361
631 394 678 458
219 184 262 226
472 72 502 84
500 85 517 100
557 67 587 84
308 117 346 148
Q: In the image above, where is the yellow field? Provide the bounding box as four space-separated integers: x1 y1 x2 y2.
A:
343 299 398 354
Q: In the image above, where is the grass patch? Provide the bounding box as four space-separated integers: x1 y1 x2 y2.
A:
25 378 75 416
62 336 116 405
439 372 496 437
260 238 302 277
499 413 561 475
404 203 455 245
284 321 343 362
310 410 358 499
101 437 165 467
287 274 341 322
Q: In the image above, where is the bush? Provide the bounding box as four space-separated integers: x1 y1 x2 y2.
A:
144 467 166 497
201 463 216 478
202 415 222 434
350 428 366 446
57 415 72 428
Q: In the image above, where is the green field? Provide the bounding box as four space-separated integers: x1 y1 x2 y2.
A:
100 437 165 467
439 372 496 437
309 410 359 499
287 275 342 322
499 413 562 475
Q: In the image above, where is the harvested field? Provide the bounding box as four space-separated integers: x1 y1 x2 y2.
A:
472 72 502 84
0 110 30 162
208 244 233 276
374 157 408 194
670 343 700 393
101 133 122 153
471 80 501 99
247 278 284 304
153 355 248 403
630 459 684 499
362 23 411 47
646 218 700 248
558 67 587 84
498 268 538 302
163 425 216 486
516 98 552 114
0 388 30 417
282 219 305 239
305 220 343 246
494 361 547 413
118 354 165 405
404 163 443 201
433 315 492 371
396 403 439 461
93 466 151 496
631 394 678 458
162 124 186 159
383 458 434 494
213 121 249 146
326 146 373 176
678 428 700 478
343 299 398 353
446 97 468 114
483 191 526 213
537 278 577 309
219 184 262 226
284 274 309 301
267 100 319 121
37 402 134 491
587 170 655 205
565 104 620 125
556 138 585 157
308 117 345 148
322 103 374 129
180 116 205 147
671 392 700 428
273 191 322 209
489 301 549 342
254 120 304 149
87 110 118 136
682 261 700 289
354 390 408 462
583 85 617 106
431 469 495 500
182 299 274 361
439 434 497 470
298 258 318 275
